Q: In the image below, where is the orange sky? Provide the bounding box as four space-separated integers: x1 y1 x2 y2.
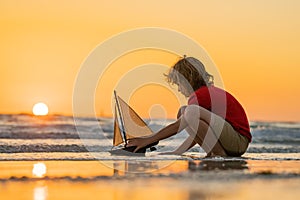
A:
0 0 300 121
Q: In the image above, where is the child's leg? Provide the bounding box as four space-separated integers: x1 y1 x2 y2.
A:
183 105 227 156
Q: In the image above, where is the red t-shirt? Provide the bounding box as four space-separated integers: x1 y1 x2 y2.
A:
188 86 252 142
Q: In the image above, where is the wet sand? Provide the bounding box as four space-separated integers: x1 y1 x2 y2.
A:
0 158 299 200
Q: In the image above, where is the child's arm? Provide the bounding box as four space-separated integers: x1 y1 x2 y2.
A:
160 135 196 155
127 116 188 152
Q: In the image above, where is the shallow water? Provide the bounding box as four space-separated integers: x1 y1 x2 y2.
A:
0 114 299 158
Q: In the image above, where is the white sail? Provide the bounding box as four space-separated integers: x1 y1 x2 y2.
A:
113 92 153 146
113 107 123 146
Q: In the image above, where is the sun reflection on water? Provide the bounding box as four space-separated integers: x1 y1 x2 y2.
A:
33 186 48 200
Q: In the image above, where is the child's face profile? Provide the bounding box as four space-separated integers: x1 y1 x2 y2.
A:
178 81 193 97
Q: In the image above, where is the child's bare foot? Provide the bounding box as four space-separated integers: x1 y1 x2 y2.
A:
205 152 212 158
205 151 227 158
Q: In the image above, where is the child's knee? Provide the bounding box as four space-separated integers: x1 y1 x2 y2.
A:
183 105 201 123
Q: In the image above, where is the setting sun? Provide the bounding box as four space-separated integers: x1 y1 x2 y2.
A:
32 103 49 116
32 163 47 178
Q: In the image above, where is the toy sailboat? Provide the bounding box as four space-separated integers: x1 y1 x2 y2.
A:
109 91 158 156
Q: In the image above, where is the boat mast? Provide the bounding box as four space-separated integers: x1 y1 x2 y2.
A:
114 90 127 145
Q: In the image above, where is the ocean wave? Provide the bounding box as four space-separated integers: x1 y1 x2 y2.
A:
0 115 299 158
247 147 300 153
0 132 80 139
250 121 300 130
0 144 111 153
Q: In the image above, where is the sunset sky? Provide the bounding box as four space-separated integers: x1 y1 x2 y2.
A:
0 0 299 121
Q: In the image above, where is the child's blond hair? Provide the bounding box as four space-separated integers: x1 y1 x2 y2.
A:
166 56 214 91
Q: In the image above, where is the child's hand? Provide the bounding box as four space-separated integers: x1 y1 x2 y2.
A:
126 137 150 153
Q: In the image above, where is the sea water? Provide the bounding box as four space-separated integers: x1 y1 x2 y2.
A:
0 114 299 161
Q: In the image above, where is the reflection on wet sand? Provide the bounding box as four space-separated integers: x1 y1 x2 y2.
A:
0 159 299 180
1 174 299 200
112 159 249 175
0 160 299 200
113 161 161 175
33 185 47 200
188 160 248 171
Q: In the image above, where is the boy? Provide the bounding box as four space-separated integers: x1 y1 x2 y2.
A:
127 56 251 157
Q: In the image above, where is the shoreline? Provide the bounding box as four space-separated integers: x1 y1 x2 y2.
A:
1 158 299 199
0 152 299 161
0 159 299 180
